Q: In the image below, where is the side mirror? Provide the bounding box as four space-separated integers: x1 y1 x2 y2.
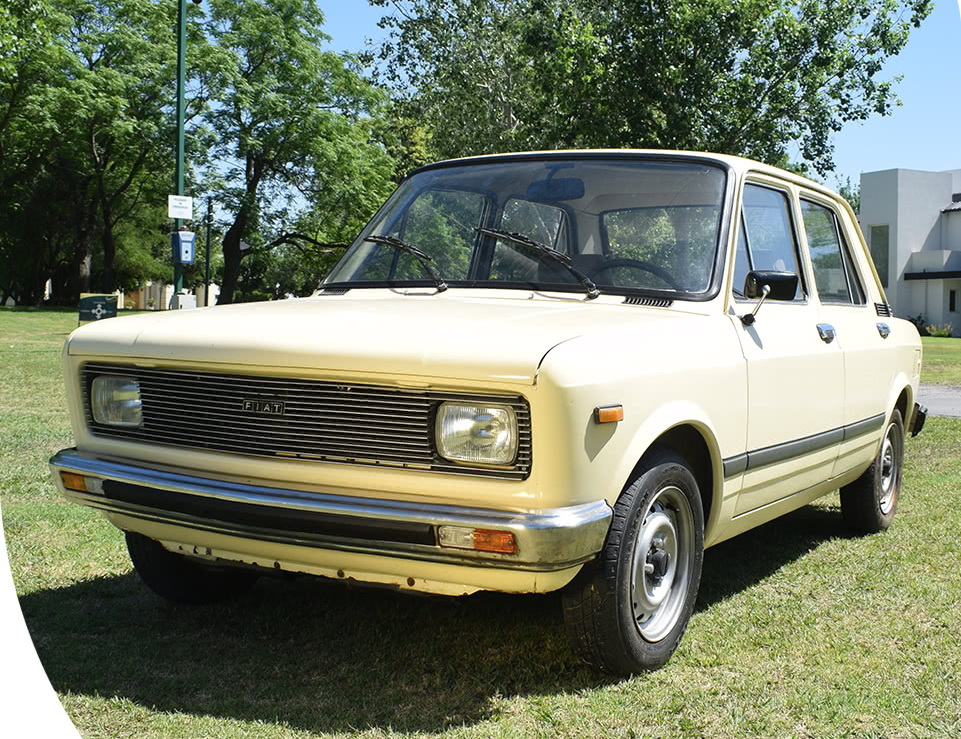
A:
743 270 798 301
741 270 799 326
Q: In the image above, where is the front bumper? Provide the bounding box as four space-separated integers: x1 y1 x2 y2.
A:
50 449 611 573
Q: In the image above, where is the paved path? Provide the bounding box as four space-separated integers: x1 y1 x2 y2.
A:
918 384 961 418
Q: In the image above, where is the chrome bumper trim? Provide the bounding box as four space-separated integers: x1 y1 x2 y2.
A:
50 449 611 571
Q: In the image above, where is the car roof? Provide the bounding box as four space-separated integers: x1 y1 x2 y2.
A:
410 149 840 202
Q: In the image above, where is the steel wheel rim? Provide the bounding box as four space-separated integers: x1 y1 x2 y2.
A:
630 484 694 643
878 422 901 515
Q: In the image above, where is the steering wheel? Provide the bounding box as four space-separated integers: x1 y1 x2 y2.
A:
588 258 680 290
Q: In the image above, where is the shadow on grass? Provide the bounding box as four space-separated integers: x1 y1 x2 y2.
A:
18 502 848 733
698 500 850 610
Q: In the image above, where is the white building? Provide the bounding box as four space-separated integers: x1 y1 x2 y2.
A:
125 282 219 310
860 167 961 335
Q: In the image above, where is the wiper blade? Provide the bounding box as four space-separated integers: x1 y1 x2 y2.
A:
477 227 599 300
364 235 447 293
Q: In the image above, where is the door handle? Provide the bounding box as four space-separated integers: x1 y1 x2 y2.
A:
817 324 836 343
877 322 890 339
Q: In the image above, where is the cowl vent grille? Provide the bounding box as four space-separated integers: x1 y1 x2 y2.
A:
82 364 532 480
623 296 673 308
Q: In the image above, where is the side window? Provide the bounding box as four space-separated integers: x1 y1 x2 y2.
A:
800 199 865 305
738 184 803 299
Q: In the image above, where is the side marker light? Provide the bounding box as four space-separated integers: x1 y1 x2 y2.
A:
594 405 624 424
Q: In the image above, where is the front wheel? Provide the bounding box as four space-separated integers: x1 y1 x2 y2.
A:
562 448 704 675
126 532 258 604
840 409 904 533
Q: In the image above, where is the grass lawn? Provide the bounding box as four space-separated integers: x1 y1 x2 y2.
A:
2 307 961 738
919 336 961 385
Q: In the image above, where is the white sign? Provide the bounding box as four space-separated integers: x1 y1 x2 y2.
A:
167 195 193 220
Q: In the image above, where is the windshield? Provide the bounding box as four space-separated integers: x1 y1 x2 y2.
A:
324 156 728 298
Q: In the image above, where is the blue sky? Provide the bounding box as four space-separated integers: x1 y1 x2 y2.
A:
319 1 961 184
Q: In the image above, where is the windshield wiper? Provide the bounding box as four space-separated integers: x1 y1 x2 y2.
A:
364 235 447 293
477 227 599 300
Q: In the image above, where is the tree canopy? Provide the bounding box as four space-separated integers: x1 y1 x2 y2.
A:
0 0 398 305
0 0 932 305
201 0 395 304
372 0 931 174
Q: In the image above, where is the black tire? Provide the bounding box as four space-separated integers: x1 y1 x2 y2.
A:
561 448 704 675
840 409 904 533
125 531 257 604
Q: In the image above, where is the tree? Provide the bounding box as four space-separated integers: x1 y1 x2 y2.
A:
371 0 931 174
202 0 396 304
54 0 195 293
837 177 861 214
0 0 201 304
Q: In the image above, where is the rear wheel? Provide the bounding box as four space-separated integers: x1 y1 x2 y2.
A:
126 532 257 604
562 448 704 675
840 409 904 533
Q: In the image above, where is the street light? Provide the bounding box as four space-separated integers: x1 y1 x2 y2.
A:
173 0 202 303
174 0 187 296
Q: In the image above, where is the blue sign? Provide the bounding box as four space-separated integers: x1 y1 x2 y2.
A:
79 294 118 322
171 230 196 264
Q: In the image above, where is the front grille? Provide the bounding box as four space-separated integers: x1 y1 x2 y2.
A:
82 364 532 480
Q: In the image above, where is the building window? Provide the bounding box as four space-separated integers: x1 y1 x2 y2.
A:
951 290 957 313
869 225 889 288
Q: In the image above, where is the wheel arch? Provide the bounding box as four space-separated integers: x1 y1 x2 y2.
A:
624 423 721 542
894 385 910 425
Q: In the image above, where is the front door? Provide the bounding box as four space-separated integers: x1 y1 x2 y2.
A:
730 182 845 515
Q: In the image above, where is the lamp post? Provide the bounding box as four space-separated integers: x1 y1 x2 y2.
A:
173 0 187 296
205 195 212 306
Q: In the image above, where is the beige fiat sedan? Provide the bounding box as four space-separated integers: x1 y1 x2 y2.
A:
51 151 925 675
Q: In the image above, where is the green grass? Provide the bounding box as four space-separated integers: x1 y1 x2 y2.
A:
3 308 961 738
920 336 961 385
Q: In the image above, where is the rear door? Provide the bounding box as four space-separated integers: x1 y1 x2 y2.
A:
797 194 892 475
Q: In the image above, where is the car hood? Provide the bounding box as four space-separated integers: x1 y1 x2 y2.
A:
65 290 692 385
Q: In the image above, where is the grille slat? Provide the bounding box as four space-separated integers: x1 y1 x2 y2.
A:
140 404 431 430
140 422 435 453
141 383 436 408
83 363 532 480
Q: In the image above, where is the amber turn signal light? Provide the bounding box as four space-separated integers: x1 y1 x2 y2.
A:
59 472 89 492
594 405 624 424
472 529 518 555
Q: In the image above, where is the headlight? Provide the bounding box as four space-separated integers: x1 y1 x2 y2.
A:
90 375 143 427
435 402 518 466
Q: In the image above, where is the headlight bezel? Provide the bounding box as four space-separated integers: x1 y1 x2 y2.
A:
89 374 144 428
434 401 520 468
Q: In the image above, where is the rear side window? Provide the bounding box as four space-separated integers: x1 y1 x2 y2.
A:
800 199 865 305
735 184 804 299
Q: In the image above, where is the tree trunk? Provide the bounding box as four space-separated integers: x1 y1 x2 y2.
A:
218 207 249 305
100 218 116 293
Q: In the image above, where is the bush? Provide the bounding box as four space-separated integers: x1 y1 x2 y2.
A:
925 322 954 338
